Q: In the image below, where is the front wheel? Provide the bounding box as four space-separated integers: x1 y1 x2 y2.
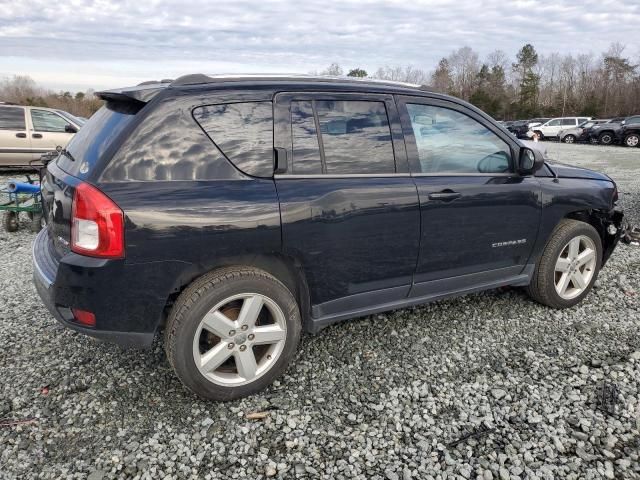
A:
598 132 614 145
527 219 602 309
165 266 301 401
624 133 639 148
563 134 576 144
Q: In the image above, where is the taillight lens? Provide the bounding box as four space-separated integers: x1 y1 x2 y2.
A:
71 308 96 327
71 183 124 258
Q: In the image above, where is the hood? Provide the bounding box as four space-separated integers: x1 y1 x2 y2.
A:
545 161 612 181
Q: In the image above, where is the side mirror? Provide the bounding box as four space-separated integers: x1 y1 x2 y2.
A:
518 147 544 175
65 124 78 133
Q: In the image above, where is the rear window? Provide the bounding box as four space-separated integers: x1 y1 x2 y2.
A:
193 102 273 177
58 103 138 178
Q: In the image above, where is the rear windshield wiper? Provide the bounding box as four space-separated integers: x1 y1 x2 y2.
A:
56 146 76 163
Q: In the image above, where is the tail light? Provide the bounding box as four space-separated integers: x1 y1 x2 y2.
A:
71 308 96 327
71 183 124 258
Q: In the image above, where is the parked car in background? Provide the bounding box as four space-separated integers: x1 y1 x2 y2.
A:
533 117 591 140
587 116 639 145
56 110 87 127
558 119 610 144
619 117 640 147
33 74 625 400
0 105 82 167
507 120 530 139
527 117 550 129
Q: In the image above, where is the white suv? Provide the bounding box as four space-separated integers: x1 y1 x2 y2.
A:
533 117 591 140
0 105 83 167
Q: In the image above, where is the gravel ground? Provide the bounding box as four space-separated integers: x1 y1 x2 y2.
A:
1 143 639 480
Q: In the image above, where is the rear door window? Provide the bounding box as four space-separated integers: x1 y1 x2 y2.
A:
193 102 273 177
289 99 395 175
316 100 395 174
561 118 576 126
0 107 26 130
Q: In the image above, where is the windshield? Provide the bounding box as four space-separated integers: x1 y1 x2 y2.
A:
579 121 593 128
57 102 139 179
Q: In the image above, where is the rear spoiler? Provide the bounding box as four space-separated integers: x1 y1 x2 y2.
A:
96 82 169 105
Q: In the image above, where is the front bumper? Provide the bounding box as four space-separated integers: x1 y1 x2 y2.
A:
32 229 156 349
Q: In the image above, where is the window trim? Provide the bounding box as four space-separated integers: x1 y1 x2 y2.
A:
395 95 520 176
0 106 27 131
30 108 71 133
274 91 408 176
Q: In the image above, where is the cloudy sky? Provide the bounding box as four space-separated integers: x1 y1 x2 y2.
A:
0 0 638 91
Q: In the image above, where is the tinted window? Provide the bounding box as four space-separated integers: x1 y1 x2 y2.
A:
291 100 322 174
0 107 25 130
406 104 511 174
315 100 395 174
193 102 273 177
561 118 576 126
59 103 138 179
31 109 69 132
627 116 640 124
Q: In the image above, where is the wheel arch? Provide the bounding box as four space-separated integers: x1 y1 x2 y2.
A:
564 209 619 265
161 254 312 333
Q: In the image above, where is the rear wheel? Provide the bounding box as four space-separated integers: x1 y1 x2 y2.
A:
165 266 301 401
624 133 639 148
563 134 576 144
598 132 614 145
3 211 18 232
527 219 601 309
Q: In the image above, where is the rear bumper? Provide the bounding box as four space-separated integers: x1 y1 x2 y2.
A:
32 229 157 349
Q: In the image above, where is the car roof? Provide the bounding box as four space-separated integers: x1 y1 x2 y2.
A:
97 73 447 103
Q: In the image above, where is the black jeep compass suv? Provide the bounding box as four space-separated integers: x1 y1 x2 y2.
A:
33 75 625 400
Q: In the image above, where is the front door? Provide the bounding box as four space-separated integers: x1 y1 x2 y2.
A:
28 108 75 160
274 92 421 320
0 106 31 166
396 96 541 297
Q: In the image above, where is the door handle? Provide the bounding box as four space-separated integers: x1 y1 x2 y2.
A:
16 132 26 138
32 133 43 139
428 190 461 202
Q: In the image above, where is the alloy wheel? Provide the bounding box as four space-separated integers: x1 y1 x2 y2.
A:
626 135 639 147
563 135 575 144
192 293 287 386
554 235 597 300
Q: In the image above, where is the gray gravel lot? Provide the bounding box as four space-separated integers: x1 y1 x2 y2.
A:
1 143 639 480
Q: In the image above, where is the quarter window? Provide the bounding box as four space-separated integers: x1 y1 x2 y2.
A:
0 107 26 130
193 102 273 177
31 109 69 132
406 104 511 174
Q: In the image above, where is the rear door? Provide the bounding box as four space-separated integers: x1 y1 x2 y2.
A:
28 108 76 160
0 106 31 166
274 92 421 319
396 96 541 296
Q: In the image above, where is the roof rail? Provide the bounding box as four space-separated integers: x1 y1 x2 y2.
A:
170 73 424 89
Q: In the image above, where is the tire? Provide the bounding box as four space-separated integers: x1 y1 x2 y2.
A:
624 133 640 148
534 130 543 141
165 266 302 401
30 213 45 233
3 211 18 232
563 134 576 144
598 132 614 145
527 219 602 309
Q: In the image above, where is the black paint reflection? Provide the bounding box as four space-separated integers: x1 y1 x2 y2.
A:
193 102 274 178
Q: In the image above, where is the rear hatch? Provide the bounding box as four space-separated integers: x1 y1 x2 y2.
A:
41 88 158 258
